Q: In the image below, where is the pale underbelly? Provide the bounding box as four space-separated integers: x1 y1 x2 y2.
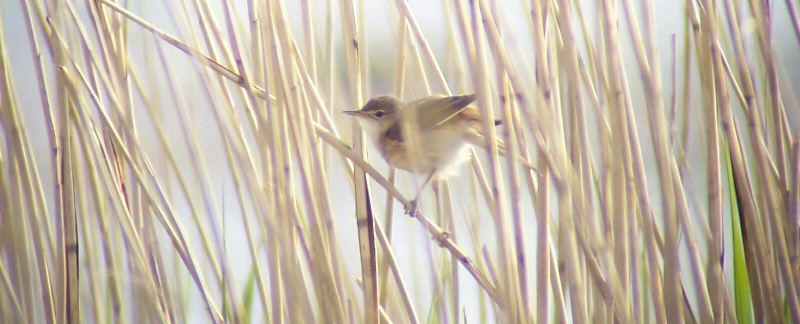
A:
380 132 473 177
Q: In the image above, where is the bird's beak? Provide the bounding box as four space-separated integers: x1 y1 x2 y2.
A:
343 110 362 117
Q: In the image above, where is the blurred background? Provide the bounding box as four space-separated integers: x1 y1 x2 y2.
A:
1 0 799 323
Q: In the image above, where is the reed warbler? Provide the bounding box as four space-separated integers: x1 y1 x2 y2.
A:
344 93 502 215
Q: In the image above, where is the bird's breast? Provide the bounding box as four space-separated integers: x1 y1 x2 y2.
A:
379 125 473 176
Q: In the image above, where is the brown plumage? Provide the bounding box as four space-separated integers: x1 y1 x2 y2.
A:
344 93 512 215
344 94 502 175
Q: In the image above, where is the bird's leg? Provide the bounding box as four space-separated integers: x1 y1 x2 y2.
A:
405 170 436 217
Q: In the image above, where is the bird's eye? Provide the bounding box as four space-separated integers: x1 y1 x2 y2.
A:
374 110 385 118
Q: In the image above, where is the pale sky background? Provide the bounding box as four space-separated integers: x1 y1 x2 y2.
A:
2 0 799 322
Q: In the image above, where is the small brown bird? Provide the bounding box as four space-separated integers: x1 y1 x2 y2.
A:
344 93 501 213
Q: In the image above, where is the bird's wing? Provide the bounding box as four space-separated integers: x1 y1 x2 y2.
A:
410 94 476 131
